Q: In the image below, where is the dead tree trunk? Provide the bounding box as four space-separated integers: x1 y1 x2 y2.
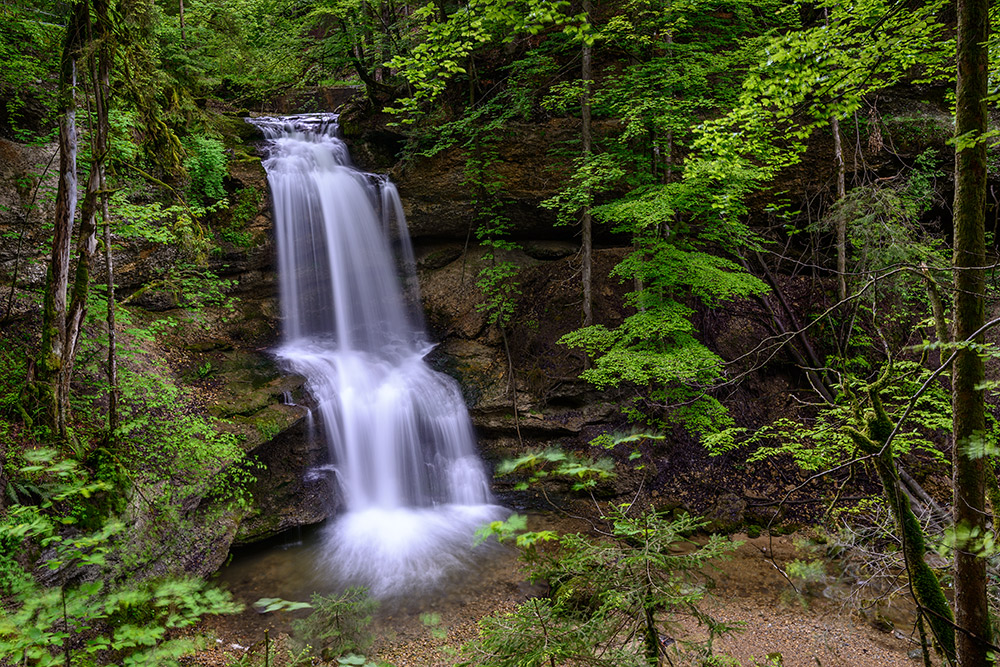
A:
62 0 113 435
37 1 89 439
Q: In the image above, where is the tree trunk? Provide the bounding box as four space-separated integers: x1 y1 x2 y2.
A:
179 0 186 43
63 0 113 434
97 0 117 438
832 115 846 303
580 0 593 329
102 185 118 439
825 7 847 306
917 264 949 370
952 0 990 664
845 377 955 661
37 1 89 438
96 11 118 436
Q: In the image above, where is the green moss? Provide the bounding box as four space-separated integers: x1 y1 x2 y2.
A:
840 371 956 664
256 417 282 442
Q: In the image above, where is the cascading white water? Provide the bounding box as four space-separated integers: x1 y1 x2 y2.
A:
252 114 505 597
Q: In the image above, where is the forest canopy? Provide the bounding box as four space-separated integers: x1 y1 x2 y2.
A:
0 0 998 665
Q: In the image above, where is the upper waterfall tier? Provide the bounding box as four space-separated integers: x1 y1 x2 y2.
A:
253 114 422 354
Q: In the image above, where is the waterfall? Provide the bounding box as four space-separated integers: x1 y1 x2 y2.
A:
251 114 504 597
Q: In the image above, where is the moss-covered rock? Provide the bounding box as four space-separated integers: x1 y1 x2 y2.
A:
234 413 337 545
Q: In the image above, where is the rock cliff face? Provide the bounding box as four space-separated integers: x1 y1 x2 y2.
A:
390 120 578 241
0 90 976 574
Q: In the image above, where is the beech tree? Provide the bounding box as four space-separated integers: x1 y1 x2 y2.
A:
553 0 783 432
951 0 990 663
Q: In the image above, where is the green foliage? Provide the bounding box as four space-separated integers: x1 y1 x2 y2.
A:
230 187 262 227
151 0 314 106
113 362 251 509
306 0 415 103
719 362 958 659
785 559 827 588
404 3 778 414
107 108 142 164
584 429 666 469
699 0 952 180
134 263 237 310
474 258 520 327
0 451 241 666
596 0 793 162
226 644 319 667
529 0 781 441
560 229 767 436
463 507 739 666
47 286 258 560
0 450 116 595
0 2 60 140
110 189 227 260
495 447 615 492
711 360 951 471
220 187 262 247
183 134 228 203
475 513 555 548
821 149 947 276
254 597 314 613
0 573 241 666
107 189 239 309
335 654 382 667
5 444 110 515
291 587 378 660
0 340 30 419
464 597 627 667
540 154 624 227
420 611 448 639
386 0 586 120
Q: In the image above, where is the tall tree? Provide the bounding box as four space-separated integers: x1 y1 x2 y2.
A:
37 1 89 438
951 0 990 663
831 115 846 303
580 0 593 328
64 0 113 428
35 0 115 440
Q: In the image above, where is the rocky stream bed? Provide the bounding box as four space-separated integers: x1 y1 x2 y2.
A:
183 514 922 667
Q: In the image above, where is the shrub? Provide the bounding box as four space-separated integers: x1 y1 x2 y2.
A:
291 587 378 660
183 134 227 203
